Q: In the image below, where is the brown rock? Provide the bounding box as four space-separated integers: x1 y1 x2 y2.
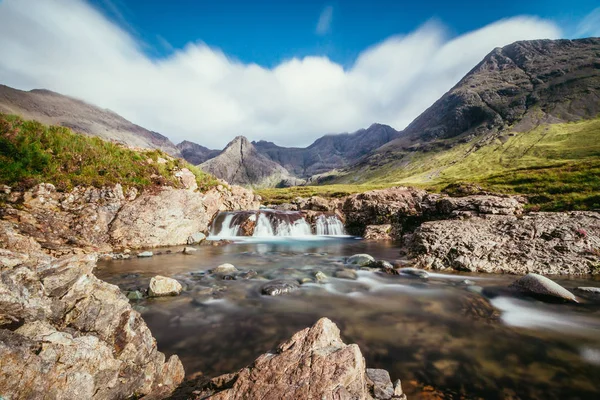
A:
193 318 401 399
0 253 184 399
364 224 393 240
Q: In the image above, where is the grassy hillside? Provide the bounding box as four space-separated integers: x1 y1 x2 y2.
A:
260 118 600 210
0 114 219 191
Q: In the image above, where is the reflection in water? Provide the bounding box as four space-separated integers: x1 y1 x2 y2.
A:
96 238 600 399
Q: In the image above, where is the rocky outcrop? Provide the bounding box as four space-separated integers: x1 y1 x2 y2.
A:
200 136 295 188
0 251 184 399
0 182 259 255
190 318 404 399
407 212 600 274
341 187 523 237
364 224 393 240
0 84 182 157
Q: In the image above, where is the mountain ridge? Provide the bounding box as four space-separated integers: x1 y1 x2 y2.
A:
0 84 182 157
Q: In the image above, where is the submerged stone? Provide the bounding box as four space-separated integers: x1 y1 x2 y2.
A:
260 279 300 296
346 254 375 267
398 267 429 279
335 269 358 280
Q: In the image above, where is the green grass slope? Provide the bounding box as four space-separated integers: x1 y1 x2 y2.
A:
0 114 219 191
261 118 600 210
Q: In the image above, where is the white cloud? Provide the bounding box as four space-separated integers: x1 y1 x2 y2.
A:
576 7 600 38
0 0 562 149
316 5 334 36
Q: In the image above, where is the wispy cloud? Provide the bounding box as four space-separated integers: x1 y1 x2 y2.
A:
316 5 333 35
576 7 600 37
0 0 562 148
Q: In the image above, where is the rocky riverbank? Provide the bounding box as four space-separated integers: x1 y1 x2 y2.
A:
270 187 600 275
0 177 259 256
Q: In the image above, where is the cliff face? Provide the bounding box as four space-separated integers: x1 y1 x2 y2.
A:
200 136 298 188
0 85 182 156
380 38 600 151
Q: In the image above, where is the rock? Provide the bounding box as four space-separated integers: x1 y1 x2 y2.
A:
394 379 407 400
346 253 375 267
364 224 393 240
314 271 328 283
149 275 183 297
0 254 183 398
174 168 198 191
399 267 429 279
213 263 238 275
335 269 358 280
435 195 523 218
187 232 206 245
343 187 429 236
509 273 577 302
183 246 197 254
137 251 153 257
260 279 300 296
237 270 258 280
575 287 600 296
366 368 394 399
126 290 144 300
190 318 399 399
408 212 600 274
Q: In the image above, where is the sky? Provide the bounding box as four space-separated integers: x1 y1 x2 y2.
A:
0 0 599 149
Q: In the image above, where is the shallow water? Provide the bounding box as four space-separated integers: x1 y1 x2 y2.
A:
96 238 600 399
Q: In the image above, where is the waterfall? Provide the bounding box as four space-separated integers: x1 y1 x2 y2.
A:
315 215 346 235
209 210 346 238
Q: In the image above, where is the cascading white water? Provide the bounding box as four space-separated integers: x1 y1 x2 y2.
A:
252 213 275 237
209 210 346 238
316 215 346 235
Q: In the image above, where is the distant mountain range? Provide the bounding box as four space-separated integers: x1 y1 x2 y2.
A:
1 37 598 188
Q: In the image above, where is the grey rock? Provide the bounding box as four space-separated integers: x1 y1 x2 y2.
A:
126 290 144 300
335 269 358 280
366 368 394 399
346 253 375 267
187 232 206 245
575 287 600 297
137 251 153 257
409 212 600 275
510 273 577 302
399 267 429 279
260 279 300 296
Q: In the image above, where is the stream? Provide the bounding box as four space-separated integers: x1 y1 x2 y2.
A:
96 212 600 400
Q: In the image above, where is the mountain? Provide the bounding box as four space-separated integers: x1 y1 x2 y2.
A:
0 84 181 156
200 136 300 188
176 140 220 165
253 123 400 177
331 38 600 185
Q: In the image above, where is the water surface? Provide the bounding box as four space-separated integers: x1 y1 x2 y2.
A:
96 238 600 399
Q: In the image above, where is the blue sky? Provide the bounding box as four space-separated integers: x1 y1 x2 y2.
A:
0 0 598 147
92 0 600 67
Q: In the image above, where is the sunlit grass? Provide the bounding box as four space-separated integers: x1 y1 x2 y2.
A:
0 113 219 192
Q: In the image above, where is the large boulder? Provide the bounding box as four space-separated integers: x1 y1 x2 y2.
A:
191 318 404 399
407 212 600 274
0 253 184 399
343 187 430 236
